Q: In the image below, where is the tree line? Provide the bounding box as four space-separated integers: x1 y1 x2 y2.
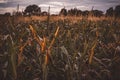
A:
2 4 120 18
106 5 120 17
59 5 120 17
59 7 103 17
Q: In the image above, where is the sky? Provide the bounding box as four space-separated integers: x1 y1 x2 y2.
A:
0 0 120 14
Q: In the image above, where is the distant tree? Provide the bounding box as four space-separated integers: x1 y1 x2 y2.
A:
114 5 120 17
68 9 73 16
24 4 41 16
4 12 11 16
41 11 48 16
82 10 89 16
68 8 82 16
59 8 67 16
15 12 23 16
92 10 103 17
68 9 72 16
77 10 82 16
106 7 114 17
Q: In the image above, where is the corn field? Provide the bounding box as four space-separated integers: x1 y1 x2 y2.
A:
0 16 120 80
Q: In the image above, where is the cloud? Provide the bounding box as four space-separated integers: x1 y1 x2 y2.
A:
39 1 65 14
0 0 20 8
39 1 65 8
0 0 120 14
50 7 62 14
39 4 55 8
0 7 15 14
76 6 90 10
48 1 64 6
0 0 7 3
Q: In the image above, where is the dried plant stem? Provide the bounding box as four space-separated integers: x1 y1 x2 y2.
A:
18 41 28 66
89 41 97 64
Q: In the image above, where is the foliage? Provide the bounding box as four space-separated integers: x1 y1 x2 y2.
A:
24 4 41 16
91 10 103 17
106 5 120 18
114 5 120 17
68 8 82 16
4 13 11 16
59 8 67 16
106 7 114 17
0 16 120 80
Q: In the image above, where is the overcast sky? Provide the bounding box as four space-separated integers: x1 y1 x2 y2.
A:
0 0 120 14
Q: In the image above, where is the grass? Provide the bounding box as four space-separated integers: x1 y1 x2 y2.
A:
0 15 120 80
